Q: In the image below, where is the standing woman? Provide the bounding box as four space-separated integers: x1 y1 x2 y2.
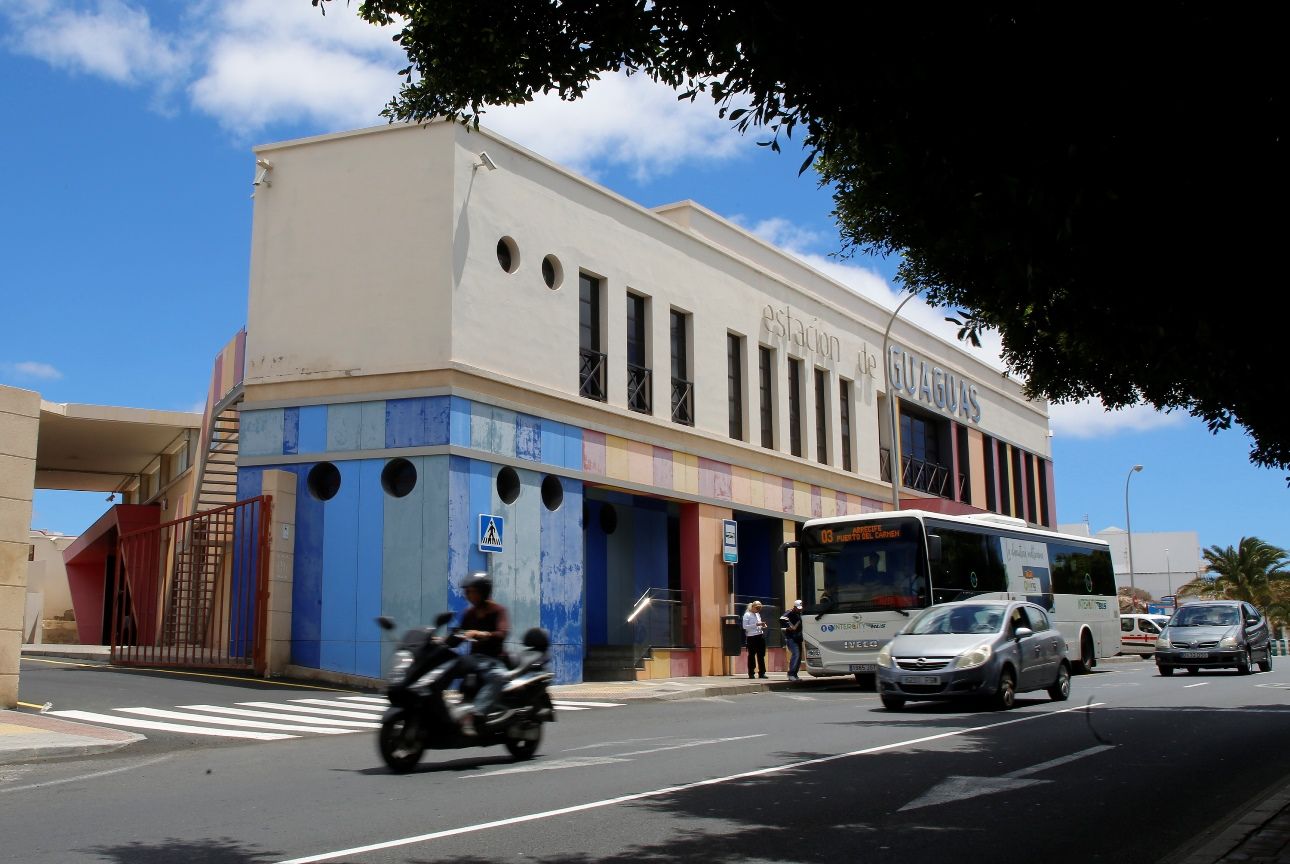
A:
743 600 768 679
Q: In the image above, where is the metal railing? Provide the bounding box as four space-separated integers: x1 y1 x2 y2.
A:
628 587 691 666
627 363 652 414
879 448 965 500
580 349 607 401
671 377 694 425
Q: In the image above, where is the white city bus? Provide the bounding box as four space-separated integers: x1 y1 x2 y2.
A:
781 510 1118 683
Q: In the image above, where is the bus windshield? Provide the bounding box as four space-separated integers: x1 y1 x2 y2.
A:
801 517 929 614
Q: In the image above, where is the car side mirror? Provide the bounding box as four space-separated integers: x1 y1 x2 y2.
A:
1014 627 1033 639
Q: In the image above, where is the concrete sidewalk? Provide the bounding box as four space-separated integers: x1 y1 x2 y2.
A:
0 709 142 764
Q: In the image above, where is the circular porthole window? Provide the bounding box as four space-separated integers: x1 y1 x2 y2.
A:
307 462 341 501
599 503 618 535
497 466 521 505
541 475 564 511
496 237 518 274
381 458 417 498
541 254 563 289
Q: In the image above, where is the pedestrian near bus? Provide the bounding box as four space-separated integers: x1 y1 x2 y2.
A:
743 600 768 679
780 599 804 681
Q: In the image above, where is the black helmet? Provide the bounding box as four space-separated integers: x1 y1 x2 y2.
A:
521 627 550 652
463 572 493 601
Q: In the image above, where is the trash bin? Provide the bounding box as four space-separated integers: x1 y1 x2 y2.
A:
722 615 744 656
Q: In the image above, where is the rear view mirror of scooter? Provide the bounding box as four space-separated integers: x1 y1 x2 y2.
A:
376 616 397 631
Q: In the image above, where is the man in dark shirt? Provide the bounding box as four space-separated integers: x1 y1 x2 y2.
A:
460 573 510 730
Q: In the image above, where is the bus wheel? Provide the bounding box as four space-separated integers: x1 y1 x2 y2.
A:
853 673 876 691
1074 632 1096 674
881 694 905 711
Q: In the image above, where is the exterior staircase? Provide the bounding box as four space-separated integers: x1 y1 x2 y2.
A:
161 520 226 646
194 390 242 513
582 645 646 682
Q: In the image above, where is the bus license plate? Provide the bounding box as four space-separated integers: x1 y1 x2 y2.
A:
902 675 940 686
849 664 876 673
1181 651 1208 659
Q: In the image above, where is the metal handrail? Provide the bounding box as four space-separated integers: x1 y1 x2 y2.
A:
580 349 607 401
627 363 652 414
879 448 962 500
671 377 694 425
629 587 691 667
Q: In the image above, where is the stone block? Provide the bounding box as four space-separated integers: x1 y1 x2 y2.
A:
0 411 38 460
0 632 18 675
0 672 16 709
0 585 25 630
266 579 293 615
0 386 40 419
0 454 36 498
0 540 29 588
0 497 33 543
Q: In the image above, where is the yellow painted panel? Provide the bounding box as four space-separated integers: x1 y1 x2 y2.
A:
793 481 811 517
967 429 986 509
626 438 652 486
730 465 751 506
676 452 698 495
605 435 629 481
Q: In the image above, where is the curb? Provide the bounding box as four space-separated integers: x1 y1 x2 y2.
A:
0 710 144 765
1168 776 1290 864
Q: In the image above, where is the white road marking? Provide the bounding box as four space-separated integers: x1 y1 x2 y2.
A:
1005 744 1117 779
48 710 293 740
179 705 380 729
1184 682 1208 688
291 699 385 712
118 707 356 735
549 705 592 711
239 702 378 720
467 756 630 778
561 737 670 753
275 702 1106 864
550 701 623 708
771 693 817 701
1255 683 1290 689
0 755 173 795
614 735 766 758
336 696 388 705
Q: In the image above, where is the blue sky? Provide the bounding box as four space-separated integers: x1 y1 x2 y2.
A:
3 2 1285 560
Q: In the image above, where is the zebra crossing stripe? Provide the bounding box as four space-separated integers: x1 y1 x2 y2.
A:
550 704 591 711
118 707 358 735
179 704 380 728
551 701 624 709
291 699 385 712
337 696 388 705
48 710 293 740
239 702 378 720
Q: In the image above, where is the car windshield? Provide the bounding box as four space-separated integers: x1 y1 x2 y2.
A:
906 604 1003 635
1171 606 1239 627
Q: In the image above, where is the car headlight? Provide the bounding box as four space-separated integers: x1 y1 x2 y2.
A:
1220 635 1238 649
387 649 415 683
876 643 893 669
1156 636 1170 649
955 644 992 670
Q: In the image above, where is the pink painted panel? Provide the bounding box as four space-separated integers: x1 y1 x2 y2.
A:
699 457 732 500
810 486 823 519
583 429 606 475
652 445 674 489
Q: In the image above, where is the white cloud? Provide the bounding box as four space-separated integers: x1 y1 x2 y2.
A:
1049 399 1185 439
3 361 64 380
3 0 187 87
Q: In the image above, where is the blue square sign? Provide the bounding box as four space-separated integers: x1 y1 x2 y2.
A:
479 514 504 553
722 519 738 564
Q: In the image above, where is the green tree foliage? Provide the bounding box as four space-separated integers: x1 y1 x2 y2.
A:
1177 537 1290 626
316 2 1286 474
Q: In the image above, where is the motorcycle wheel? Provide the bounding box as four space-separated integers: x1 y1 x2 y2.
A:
378 713 425 774
504 724 542 761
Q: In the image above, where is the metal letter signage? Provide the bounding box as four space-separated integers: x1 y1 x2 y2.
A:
722 519 739 564
887 345 983 424
479 514 504 553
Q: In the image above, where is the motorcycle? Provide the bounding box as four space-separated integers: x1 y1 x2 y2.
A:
375 612 556 773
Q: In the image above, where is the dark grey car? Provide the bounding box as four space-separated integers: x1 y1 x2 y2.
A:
876 601 1071 711
1155 600 1272 676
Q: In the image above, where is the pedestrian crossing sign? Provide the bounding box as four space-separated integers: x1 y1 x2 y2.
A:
479 514 504 553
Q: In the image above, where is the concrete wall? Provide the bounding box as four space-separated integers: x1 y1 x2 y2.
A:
0 386 40 708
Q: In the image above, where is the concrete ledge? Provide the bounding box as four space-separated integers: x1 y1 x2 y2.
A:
21 644 110 662
0 708 143 765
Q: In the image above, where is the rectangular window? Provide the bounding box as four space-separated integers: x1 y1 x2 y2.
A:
956 424 971 503
1024 452 1038 523
1036 457 1051 527
670 310 693 425
839 378 852 471
788 358 803 458
578 274 606 401
626 292 651 414
759 346 774 449
727 333 744 440
997 440 1012 515
814 368 828 464
982 434 997 512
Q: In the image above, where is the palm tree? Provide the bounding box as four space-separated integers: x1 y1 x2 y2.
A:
1176 537 1290 627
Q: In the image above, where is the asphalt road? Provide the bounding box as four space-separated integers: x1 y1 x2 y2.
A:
4 657 1289 863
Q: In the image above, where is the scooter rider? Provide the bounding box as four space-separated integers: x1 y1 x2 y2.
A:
459 573 510 732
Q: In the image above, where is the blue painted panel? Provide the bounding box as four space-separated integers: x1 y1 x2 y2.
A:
241 409 285 457
466 460 494 578
298 406 328 454
282 408 299 455
354 459 385 678
634 507 669 596
327 403 362 452
419 457 451 624
585 501 608 645
386 398 429 448
383 456 425 636
446 456 473 618
236 466 265 503
515 414 542 462
320 461 360 674
425 396 450 446
539 420 563 470
291 465 323 668
449 397 472 448
541 478 584 684
502 467 542 655
360 401 386 450
735 516 774 601
562 424 584 471
471 403 516 458
604 502 636 645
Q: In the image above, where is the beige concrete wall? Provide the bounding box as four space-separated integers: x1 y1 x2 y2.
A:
261 469 297 676
0 386 40 708
28 532 75 620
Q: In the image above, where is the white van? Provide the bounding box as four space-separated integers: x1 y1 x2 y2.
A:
1120 613 1172 657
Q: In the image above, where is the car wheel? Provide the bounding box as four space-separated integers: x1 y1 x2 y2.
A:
993 670 1016 710
1074 632 1096 674
1258 651 1273 673
881 694 905 711
1158 665 1174 677
1048 663 1071 702
1186 666 1200 675
1238 649 1252 675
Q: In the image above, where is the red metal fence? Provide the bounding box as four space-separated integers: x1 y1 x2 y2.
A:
110 497 272 673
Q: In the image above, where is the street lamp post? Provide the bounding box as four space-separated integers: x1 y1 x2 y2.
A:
882 292 919 511
1125 464 1144 611
1165 547 1172 599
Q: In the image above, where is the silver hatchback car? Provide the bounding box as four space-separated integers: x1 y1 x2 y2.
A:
876 601 1072 710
